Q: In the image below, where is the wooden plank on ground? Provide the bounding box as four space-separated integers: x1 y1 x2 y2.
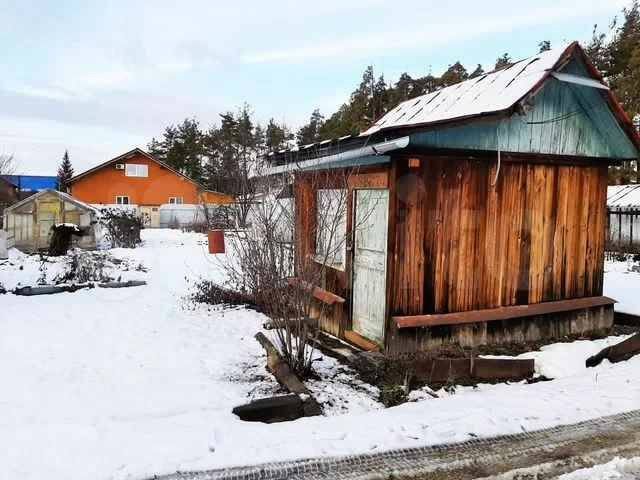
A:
414 357 535 383
472 358 535 380
254 332 322 416
344 330 380 352
586 332 640 367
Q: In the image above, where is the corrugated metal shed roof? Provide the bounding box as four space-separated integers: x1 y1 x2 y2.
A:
608 184 640 207
363 46 575 135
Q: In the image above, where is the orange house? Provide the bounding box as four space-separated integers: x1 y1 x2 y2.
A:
69 148 233 227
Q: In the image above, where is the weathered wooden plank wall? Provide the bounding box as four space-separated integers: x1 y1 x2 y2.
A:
390 155 608 317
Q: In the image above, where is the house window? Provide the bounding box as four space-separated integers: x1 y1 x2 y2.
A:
169 197 183 204
125 164 149 177
116 196 130 205
315 189 347 270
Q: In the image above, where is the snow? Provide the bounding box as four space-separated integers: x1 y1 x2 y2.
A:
608 184 640 208
559 457 640 479
363 46 568 135
604 258 640 314
483 335 631 379
0 230 379 480
2 230 640 480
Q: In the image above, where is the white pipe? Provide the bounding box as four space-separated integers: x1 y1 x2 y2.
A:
262 136 411 176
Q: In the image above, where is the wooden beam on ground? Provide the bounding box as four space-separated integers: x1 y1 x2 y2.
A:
344 330 381 352
287 277 346 305
13 283 94 296
586 332 640 368
394 296 616 329
414 357 535 383
472 358 535 381
254 332 322 417
98 280 147 288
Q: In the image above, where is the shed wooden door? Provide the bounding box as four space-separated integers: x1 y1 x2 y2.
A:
351 189 389 344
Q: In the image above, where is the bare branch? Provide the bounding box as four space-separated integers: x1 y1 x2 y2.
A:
0 154 16 175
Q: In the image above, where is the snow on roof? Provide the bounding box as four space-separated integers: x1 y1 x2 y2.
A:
4 189 98 213
608 184 640 207
363 46 570 136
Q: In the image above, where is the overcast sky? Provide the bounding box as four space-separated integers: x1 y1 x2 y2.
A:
0 0 630 174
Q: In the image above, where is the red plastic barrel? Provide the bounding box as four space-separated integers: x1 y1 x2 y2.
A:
208 229 225 254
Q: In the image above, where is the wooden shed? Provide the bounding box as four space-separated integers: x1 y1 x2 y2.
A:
265 43 640 356
3 190 99 252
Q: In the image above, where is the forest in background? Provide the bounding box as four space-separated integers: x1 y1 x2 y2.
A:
148 1 640 191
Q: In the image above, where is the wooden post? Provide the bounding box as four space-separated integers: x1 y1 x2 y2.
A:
33 198 38 251
254 332 322 417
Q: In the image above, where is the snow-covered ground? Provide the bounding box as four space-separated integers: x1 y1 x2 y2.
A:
604 257 640 314
1 230 640 480
559 456 640 479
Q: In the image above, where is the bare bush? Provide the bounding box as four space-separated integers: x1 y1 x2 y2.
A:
208 205 235 230
99 208 144 248
188 279 259 310
0 154 16 175
220 167 364 378
181 221 208 234
54 250 113 284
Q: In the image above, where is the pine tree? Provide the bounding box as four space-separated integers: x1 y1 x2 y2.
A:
296 109 325 145
586 1 640 184
392 73 415 102
538 40 552 53
609 1 640 119
57 150 74 192
265 119 292 152
469 64 485 79
440 61 469 87
147 118 205 183
494 53 513 70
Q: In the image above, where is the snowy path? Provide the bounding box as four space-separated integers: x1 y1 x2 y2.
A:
1 231 640 480
1 231 272 480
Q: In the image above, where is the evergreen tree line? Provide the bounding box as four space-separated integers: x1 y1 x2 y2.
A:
585 1 640 183
147 2 640 190
147 104 293 194
293 42 548 146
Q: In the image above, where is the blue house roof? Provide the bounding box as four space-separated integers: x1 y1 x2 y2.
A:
1 175 59 191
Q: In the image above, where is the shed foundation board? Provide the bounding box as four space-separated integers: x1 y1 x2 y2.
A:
386 304 614 357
